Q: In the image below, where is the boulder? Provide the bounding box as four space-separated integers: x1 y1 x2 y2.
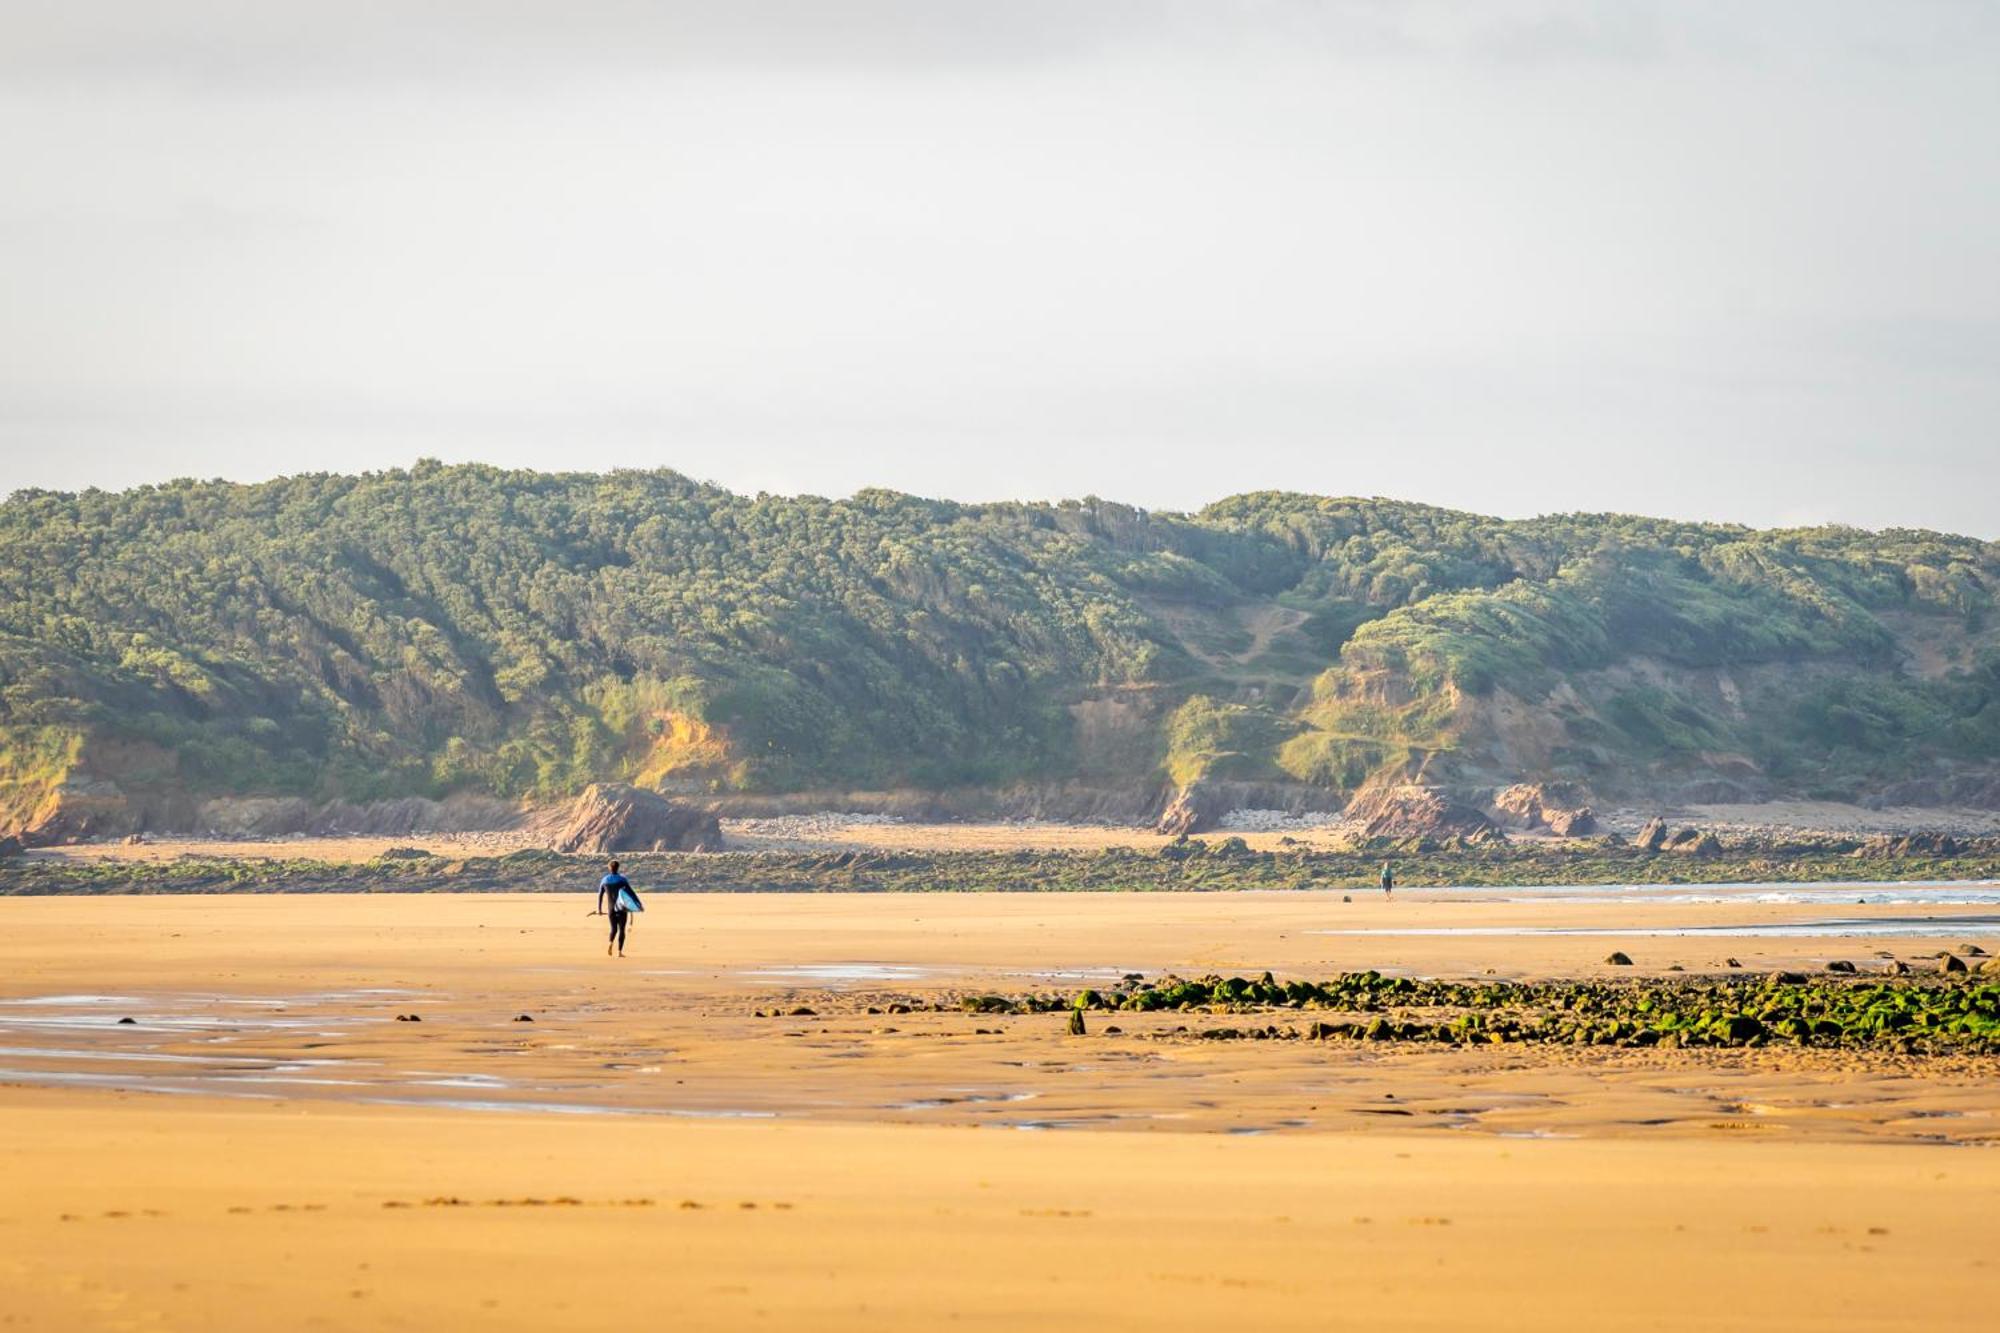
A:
1645 826 1721 857
548 784 722 855
1490 783 1597 836
1825 960 1857 974
1681 832 1723 859
0 834 21 860
1604 951 1633 966
1345 784 1499 841
1939 953 1968 974
1544 807 1599 837
1156 783 1227 837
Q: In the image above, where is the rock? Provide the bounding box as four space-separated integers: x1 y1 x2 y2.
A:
1724 957 1742 969
548 783 722 855
1856 832 1964 858
1681 832 1723 859
1604 951 1633 966
1489 783 1597 836
514 1014 534 1022
1068 1009 1087 1036
1156 783 1227 837
1769 971 1807 984
1544 807 1598 837
123 832 148 845
117 1016 137 1025
1961 944 1989 957
1344 784 1500 841
380 846 433 860
1635 817 1670 851
1103 1025 1123 1035
395 1013 422 1022
1717 1015 1765 1044
20 775 134 846
1825 960 1857 974
0 834 22 860
1885 960 1911 975
1939 954 1968 974
787 1006 817 1017
1979 958 2000 977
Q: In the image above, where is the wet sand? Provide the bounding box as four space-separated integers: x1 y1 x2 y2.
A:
3 890 1999 1329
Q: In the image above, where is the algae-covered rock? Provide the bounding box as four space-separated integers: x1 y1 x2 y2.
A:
1604 951 1633 966
1716 1015 1764 1043
1068 1008 1087 1036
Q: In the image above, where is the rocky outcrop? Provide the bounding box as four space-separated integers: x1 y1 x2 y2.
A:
1865 775 2000 812
1853 832 1964 858
1345 784 1500 841
548 784 722 855
1543 807 1598 836
20 777 135 846
1156 783 1228 838
0 834 21 859
1681 831 1723 858
1636 820 1722 857
1490 782 1598 836
196 794 523 838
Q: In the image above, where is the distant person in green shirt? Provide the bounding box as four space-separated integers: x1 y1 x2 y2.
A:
1380 862 1394 895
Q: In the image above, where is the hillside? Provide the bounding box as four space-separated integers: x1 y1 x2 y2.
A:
2 463 1996 840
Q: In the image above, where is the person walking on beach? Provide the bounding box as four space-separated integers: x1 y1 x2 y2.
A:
595 860 640 957
1380 861 1395 895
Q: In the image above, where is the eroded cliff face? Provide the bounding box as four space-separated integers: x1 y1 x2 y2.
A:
3 733 201 845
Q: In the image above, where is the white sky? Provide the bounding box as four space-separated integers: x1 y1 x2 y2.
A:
3 2 1997 535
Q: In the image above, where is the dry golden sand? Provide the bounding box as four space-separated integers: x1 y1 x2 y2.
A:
2 891 1998 1330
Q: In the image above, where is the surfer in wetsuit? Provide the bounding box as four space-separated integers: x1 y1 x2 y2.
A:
596 860 633 957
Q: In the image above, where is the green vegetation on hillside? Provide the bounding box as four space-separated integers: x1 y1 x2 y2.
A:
1 466 1996 829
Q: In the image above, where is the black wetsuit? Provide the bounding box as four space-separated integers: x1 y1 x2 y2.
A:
599 873 632 950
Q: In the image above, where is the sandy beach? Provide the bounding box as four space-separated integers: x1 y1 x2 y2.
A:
3 889 1998 1329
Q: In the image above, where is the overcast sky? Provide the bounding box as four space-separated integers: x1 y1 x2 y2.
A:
3 2 1997 534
